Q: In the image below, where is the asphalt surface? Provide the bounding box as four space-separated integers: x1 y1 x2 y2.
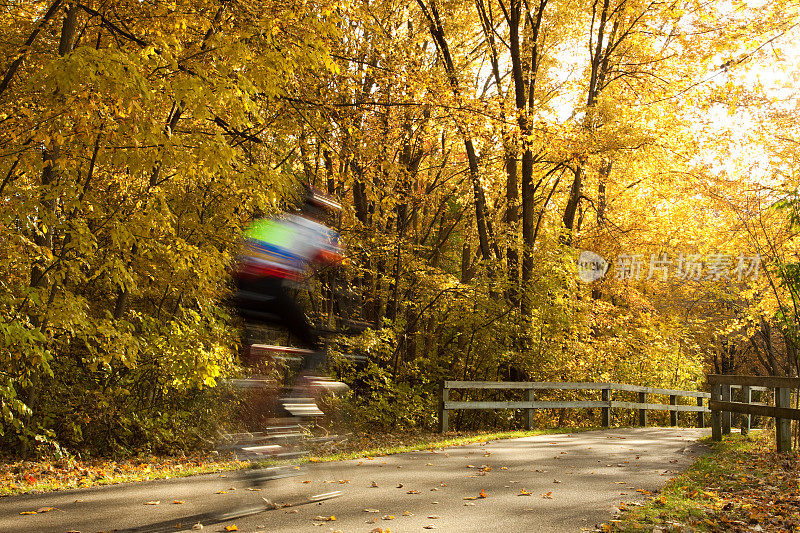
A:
0 427 709 533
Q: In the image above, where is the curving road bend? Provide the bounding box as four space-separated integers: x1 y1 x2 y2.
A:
0 427 709 533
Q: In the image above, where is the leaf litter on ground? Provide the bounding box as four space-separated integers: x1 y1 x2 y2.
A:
0 453 242 496
604 431 800 532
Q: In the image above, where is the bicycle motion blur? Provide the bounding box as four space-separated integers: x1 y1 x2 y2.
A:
217 186 351 502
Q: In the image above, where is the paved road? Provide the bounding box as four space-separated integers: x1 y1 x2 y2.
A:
0 427 709 533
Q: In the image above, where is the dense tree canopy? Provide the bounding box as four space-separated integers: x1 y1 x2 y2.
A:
2 0 799 456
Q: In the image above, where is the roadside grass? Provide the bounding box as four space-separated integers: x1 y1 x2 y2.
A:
302 426 591 463
605 429 799 532
0 426 593 496
0 454 246 497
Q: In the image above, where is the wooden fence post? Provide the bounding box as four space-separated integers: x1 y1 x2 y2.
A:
638 392 647 426
776 387 791 453
525 388 535 430
711 383 722 442
740 385 751 435
602 387 611 428
439 383 449 433
721 384 731 435
696 396 704 428
670 394 678 426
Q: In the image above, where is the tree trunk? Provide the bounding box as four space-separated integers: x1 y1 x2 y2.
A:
22 3 79 456
505 144 520 295
417 0 498 262
561 165 583 245
562 0 614 245
506 0 547 314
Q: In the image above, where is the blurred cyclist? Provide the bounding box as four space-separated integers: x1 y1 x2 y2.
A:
232 186 347 395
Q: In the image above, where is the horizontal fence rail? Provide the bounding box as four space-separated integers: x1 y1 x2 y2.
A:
439 381 710 433
708 374 800 452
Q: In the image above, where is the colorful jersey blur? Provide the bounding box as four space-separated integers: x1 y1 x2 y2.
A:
235 214 344 281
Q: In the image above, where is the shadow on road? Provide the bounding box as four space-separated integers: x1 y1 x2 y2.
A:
118 491 343 532
117 505 269 533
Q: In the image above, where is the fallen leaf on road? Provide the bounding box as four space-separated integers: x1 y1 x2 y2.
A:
423 525 438 529
248 488 261 491
364 508 380 513
192 523 203 530
173 500 184 504
382 515 395 520
407 489 421 494
224 526 238 531
145 501 160 505
428 515 440 519
553 479 561 483
636 489 651 495
463 496 477 500
314 515 337 521
216 491 227 494
35 507 54 513
396 483 403 488
542 491 553 499
302 480 311 484
371 481 378 487
403 511 414 516
479 489 487 498
19 511 36 515
519 489 532 496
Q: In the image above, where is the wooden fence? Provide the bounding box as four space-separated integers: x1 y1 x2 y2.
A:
439 381 710 433
709 374 800 452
